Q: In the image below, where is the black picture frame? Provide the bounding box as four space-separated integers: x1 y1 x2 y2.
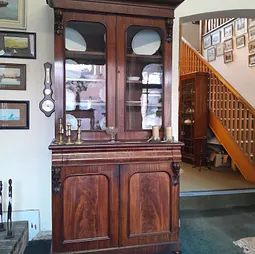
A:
0 100 29 129
0 63 26 90
0 31 36 59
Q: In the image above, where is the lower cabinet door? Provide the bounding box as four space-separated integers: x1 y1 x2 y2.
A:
54 164 119 252
120 162 179 246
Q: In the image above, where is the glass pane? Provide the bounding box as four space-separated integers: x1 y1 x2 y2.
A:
125 26 163 130
65 21 106 131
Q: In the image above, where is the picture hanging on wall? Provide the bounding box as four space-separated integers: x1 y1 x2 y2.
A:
248 27 255 41
223 24 233 39
248 40 255 54
0 63 26 90
224 38 233 52
216 43 224 56
236 35 245 49
0 31 36 59
207 47 216 62
224 51 233 64
249 54 255 67
0 100 29 129
211 30 221 46
235 18 247 36
248 19 255 28
203 34 211 49
0 0 26 29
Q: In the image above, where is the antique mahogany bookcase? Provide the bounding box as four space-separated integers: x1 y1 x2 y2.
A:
47 0 185 253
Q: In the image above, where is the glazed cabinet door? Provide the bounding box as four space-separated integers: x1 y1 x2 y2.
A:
52 165 119 252
119 162 179 246
55 12 116 140
116 16 172 140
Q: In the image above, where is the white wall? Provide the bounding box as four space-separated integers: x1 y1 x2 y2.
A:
202 19 255 108
172 0 255 139
181 22 200 51
0 0 54 231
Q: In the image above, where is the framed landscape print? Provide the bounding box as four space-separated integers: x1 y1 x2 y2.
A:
203 34 211 49
0 0 26 29
211 30 221 46
248 19 255 28
224 38 233 52
248 27 255 41
0 100 29 129
249 54 255 67
224 51 233 64
0 31 36 59
236 35 245 49
207 47 216 62
248 40 255 54
216 43 224 56
235 18 247 36
0 63 26 90
223 24 233 39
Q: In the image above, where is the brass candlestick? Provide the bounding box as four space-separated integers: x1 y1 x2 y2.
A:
66 124 73 145
57 118 65 145
75 119 83 145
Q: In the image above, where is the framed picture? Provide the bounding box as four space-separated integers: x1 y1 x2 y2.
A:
203 34 211 49
216 43 224 56
248 40 255 54
207 47 216 62
224 51 233 64
0 100 29 129
248 27 255 41
248 18 255 28
211 30 221 46
0 63 26 90
236 35 245 49
223 24 233 39
235 18 247 36
0 31 36 59
249 54 255 67
0 0 26 29
224 38 233 52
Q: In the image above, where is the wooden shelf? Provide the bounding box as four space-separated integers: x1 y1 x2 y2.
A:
65 50 105 62
126 53 162 63
127 53 162 59
126 101 162 107
126 81 162 89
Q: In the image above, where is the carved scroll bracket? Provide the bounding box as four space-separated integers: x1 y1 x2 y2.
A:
165 18 174 43
172 162 180 186
52 167 61 194
54 9 63 36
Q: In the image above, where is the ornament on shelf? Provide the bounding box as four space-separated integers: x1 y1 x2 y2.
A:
5 179 14 239
0 181 5 232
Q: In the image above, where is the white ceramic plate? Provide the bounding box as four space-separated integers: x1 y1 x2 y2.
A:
127 76 140 81
66 114 78 130
65 59 81 79
132 29 161 55
142 64 162 84
65 27 87 51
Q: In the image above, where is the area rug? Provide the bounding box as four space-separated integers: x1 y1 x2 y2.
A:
233 237 255 254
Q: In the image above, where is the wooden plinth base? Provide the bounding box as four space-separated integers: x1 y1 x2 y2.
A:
51 242 181 254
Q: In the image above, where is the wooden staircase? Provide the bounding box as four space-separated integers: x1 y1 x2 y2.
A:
180 37 255 182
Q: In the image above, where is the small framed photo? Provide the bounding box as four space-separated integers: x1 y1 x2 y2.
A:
211 30 221 46
203 34 211 49
0 100 29 129
235 18 247 36
207 47 216 62
0 0 26 29
248 18 255 28
249 54 255 67
0 63 26 90
248 40 255 54
224 51 233 64
216 43 224 56
223 24 233 39
0 31 36 59
248 27 255 41
236 35 245 49
224 38 233 52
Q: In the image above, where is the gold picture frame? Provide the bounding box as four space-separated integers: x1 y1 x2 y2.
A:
0 0 26 29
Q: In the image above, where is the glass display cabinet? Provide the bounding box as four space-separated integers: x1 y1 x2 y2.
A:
47 0 185 253
179 72 209 167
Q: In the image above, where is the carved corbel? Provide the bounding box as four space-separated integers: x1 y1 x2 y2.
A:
52 167 61 194
166 18 174 43
172 162 180 186
54 9 63 36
